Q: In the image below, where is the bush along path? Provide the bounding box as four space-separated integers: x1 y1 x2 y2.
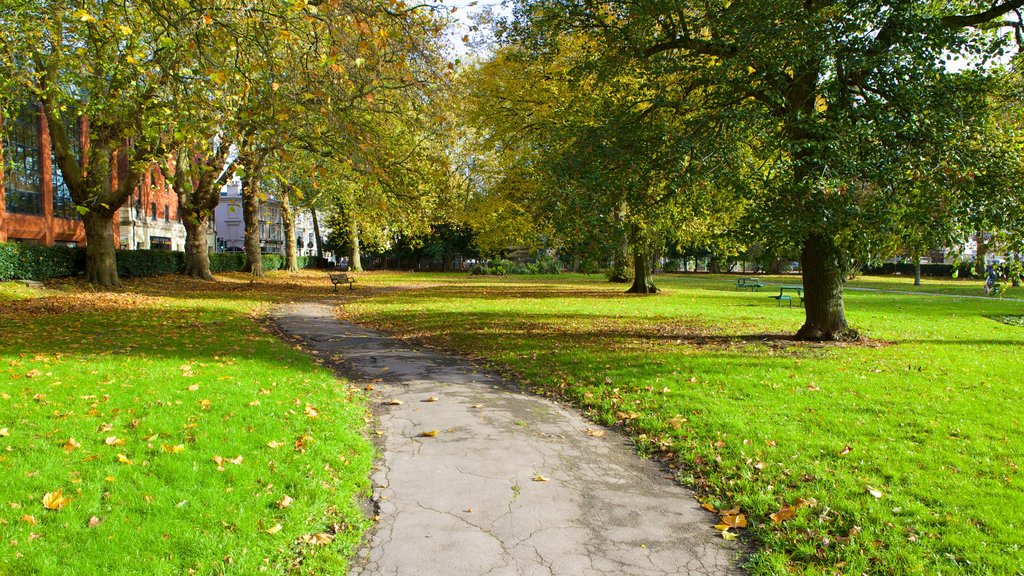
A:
269 302 741 576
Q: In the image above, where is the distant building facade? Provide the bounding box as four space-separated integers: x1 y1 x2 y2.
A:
213 178 325 257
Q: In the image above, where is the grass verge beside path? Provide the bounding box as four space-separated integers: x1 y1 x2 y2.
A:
0 272 374 575
345 272 1024 575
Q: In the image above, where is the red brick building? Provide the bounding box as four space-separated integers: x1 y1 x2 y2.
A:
0 102 89 245
0 102 184 249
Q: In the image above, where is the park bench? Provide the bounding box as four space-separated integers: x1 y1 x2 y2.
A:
735 277 766 291
330 273 357 292
770 285 803 307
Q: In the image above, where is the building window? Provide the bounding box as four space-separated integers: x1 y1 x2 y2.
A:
164 204 169 222
151 202 157 221
52 114 82 220
2 103 43 215
149 236 172 250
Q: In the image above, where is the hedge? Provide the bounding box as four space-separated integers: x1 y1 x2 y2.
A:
209 253 247 273
0 243 83 281
862 262 975 278
1 242 321 282
116 249 184 278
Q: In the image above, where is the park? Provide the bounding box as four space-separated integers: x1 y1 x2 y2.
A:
2 1 1024 575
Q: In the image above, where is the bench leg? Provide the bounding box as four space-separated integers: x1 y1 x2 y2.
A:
333 283 338 293
348 282 355 291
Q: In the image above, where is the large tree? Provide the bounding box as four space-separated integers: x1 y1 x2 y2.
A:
3 1 184 287
499 0 1024 339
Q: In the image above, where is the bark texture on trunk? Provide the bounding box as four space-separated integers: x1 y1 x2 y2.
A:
241 178 263 276
311 207 324 260
796 233 858 341
83 209 121 288
183 216 213 280
347 217 363 272
282 192 297 273
975 234 989 276
626 225 657 294
914 255 922 286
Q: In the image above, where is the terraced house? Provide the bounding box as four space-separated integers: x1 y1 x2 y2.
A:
0 102 187 249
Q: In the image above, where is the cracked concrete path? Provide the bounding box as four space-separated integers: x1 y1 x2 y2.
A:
269 302 742 576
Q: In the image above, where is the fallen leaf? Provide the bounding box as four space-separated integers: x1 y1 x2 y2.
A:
701 502 717 513
227 455 243 465
384 399 403 405
22 515 37 525
161 444 185 454
42 490 70 510
267 441 285 449
839 445 852 456
795 497 818 509
98 423 114 433
532 474 549 482
213 455 226 471
116 454 133 465
302 532 334 546
0 428 8 437
266 523 283 535
304 404 319 418
770 506 796 523
420 430 439 438
423 396 439 403
187 384 199 392
471 404 485 409
88 516 101 528
199 399 212 410
277 495 294 509
63 438 81 452
866 485 883 498
585 429 605 437
722 530 738 541
104 436 124 446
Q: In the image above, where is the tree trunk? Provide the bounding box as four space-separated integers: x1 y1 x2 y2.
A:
913 251 922 286
82 209 121 289
311 206 324 261
183 215 213 280
241 178 263 276
626 225 657 294
281 192 298 273
347 217 363 272
974 234 988 276
796 233 858 341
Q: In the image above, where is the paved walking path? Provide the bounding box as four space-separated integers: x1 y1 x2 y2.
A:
269 302 741 576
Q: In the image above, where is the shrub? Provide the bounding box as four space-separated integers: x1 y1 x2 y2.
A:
262 254 284 271
209 253 246 273
471 256 560 276
863 262 974 278
116 249 183 278
534 254 562 274
0 243 83 281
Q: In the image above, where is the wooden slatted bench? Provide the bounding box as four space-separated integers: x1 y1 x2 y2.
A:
330 273 356 292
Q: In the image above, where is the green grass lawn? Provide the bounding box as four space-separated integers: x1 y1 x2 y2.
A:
345 272 1024 575
0 273 374 575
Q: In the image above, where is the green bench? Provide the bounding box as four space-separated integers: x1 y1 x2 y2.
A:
735 277 766 291
770 285 803 307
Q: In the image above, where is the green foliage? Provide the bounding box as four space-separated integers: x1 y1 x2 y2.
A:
115 250 184 278
0 243 83 281
262 254 284 272
863 262 975 278
209 253 247 273
470 256 561 276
